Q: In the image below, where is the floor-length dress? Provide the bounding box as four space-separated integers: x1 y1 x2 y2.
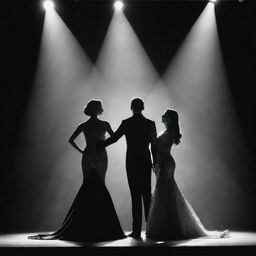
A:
146 131 230 240
28 120 125 242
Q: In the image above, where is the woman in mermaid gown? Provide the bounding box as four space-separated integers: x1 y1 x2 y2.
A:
28 99 125 242
146 109 229 240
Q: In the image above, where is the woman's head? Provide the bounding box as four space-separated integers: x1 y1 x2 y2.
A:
162 109 178 125
162 109 182 145
84 99 103 116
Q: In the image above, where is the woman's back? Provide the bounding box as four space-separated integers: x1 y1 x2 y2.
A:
82 119 108 146
80 119 110 182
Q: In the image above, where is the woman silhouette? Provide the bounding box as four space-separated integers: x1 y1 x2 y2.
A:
146 109 230 240
28 99 125 242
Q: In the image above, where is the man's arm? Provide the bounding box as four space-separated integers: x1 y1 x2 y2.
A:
150 122 157 167
102 121 125 147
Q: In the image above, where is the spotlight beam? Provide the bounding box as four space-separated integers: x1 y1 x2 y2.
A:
13 7 93 230
158 2 249 229
95 9 159 230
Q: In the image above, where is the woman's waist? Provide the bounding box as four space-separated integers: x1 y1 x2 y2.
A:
156 152 173 160
83 146 106 154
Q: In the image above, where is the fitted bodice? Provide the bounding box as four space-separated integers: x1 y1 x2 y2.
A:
156 131 173 153
80 119 109 182
155 131 175 178
82 120 108 147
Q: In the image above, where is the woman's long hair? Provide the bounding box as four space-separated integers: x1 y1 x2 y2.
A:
164 109 182 145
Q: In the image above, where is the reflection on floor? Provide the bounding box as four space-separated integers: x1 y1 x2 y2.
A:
1 231 256 247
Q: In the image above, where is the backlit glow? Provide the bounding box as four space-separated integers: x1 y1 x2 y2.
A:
114 1 124 11
43 0 54 11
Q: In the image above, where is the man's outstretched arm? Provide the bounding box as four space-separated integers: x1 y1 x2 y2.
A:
102 121 125 148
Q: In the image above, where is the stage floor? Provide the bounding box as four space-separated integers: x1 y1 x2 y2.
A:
1 231 256 247
1 231 256 255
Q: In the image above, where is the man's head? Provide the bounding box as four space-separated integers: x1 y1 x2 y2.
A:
130 98 144 113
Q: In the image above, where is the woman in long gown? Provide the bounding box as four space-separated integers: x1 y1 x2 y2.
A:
146 109 230 240
28 99 125 242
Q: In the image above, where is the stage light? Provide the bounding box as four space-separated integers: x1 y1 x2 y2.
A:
114 1 124 11
43 0 55 11
209 0 217 3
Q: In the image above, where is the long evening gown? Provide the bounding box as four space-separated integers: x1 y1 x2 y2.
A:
146 131 230 240
28 119 125 242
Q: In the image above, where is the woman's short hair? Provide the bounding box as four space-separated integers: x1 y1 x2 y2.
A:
84 99 103 116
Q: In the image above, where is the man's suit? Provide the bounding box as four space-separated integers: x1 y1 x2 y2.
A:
103 113 157 235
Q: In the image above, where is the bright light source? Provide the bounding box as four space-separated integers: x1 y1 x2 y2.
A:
209 0 217 3
43 0 55 11
114 1 124 11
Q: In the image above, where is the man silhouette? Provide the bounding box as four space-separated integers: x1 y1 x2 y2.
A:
100 98 157 238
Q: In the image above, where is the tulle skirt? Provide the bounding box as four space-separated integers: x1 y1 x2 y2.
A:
146 176 230 240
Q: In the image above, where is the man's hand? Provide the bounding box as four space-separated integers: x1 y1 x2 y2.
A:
152 163 156 173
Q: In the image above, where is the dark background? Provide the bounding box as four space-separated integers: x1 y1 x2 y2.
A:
0 0 256 233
